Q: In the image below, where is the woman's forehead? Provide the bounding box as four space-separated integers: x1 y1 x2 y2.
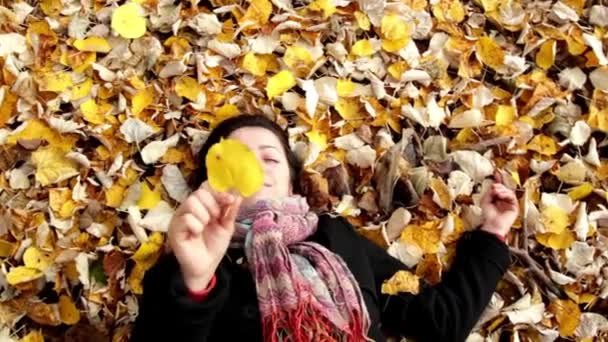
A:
228 126 283 150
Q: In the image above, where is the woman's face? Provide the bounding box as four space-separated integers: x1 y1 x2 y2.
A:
227 126 293 205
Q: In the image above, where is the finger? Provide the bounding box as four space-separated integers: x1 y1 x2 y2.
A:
200 181 234 206
220 196 242 229
181 197 210 226
182 213 204 236
493 170 504 184
192 189 221 219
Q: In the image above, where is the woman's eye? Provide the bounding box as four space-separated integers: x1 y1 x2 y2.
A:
264 158 279 164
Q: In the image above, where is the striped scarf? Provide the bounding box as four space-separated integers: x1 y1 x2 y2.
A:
230 195 371 342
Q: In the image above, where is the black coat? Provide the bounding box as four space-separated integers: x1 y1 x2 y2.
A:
131 215 510 342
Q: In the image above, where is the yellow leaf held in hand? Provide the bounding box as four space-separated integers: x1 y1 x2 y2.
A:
351 40 375 57
111 3 147 39
476 36 505 70
73 37 111 53
548 299 581 337
381 270 420 295
58 295 81 325
6 267 43 285
206 138 264 197
536 40 556 70
526 134 558 156
31 146 79 186
137 182 161 210
266 70 296 99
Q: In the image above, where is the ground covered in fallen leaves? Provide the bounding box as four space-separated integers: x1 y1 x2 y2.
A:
0 0 607 341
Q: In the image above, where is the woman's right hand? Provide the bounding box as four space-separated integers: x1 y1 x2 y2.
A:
167 181 242 292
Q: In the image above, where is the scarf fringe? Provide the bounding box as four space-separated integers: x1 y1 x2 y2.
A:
262 301 367 342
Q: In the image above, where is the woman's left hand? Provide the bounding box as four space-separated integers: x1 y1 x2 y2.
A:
479 182 519 239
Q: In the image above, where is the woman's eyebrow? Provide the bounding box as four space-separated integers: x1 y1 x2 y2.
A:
259 145 280 151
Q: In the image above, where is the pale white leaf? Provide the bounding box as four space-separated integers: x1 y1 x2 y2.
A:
576 313 608 339
448 109 483 128
75 252 91 289
589 5 608 27
558 67 587 91
589 66 608 91
584 138 600 167
314 77 338 105
569 121 591 146
187 13 222 35
127 206 148 243
120 118 156 144
161 165 190 203
207 39 241 59
346 145 376 168
502 293 545 325
548 269 576 285
0 33 26 57
565 241 595 275
159 60 188 78
301 79 318 118
387 241 422 268
141 134 180 164
551 1 579 21
48 116 85 134
451 150 494 182
448 170 474 197
574 202 590 241
386 207 412 242
334 133 365 150
583 34 608 66
281 92 303 112
540 192 575 213
141 201 175 232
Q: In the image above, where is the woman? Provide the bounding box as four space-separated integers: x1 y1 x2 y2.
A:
131 115 518 342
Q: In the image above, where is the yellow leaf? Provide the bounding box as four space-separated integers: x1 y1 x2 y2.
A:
20 331 44 342
495 105 517 126
31 146 79 186
240 0 273 27
71 78 93 101
6 266 43 285
381 270 420 295
536 40 556 70
0 87 18 127
7 119 76 152
132 87 155 115
128 263 146 294
137 182 161 210
541 206 570 234
400 221 442 254
73 37 111 53
111 3 147 39
308 0 336 18
354 11 371 31
50 188 78 218
40 0 61 16
39 72 73 93
536 230 575 250
23 247 51 271
206 138 264 197
80 99 105 125
0 240 16 258
242 52 272 76
388 61 408 80
305 129 329 150
58 295 80 325
381 14 411 52
105 183 127 208
568 183 594 200
335 98 362 120
337 79 357 97
476 36 505 70
175 76 201 102
526 134 558 156
132 231 164 268
213 104 240 128
548 299 581 337
588 89 608 133
429 177 451 210
265 70 296 99
351 40 375 57
284 45 313 69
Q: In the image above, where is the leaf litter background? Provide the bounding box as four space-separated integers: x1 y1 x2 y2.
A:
0 0 608 341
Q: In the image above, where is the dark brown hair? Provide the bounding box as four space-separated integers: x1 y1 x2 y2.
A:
191 115 302 193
